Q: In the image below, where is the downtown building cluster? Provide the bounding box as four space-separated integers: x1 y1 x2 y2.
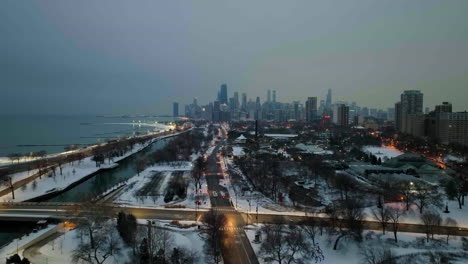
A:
395 90 468 146
173 85 468 146
174 85 392 127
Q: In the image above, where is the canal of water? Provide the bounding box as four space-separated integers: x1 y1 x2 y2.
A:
46 137 170 202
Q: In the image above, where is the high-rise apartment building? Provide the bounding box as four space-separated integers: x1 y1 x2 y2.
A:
336 104 349 127
305 97 317 123
435 102 452 113
173 102 179 117
399 90 423 133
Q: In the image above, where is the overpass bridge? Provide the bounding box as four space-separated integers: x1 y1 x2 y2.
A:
1 202 468 237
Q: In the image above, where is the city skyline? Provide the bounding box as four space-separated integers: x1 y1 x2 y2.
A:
2 0 468 115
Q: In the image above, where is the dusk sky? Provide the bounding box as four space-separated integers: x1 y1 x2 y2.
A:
2 0 468 115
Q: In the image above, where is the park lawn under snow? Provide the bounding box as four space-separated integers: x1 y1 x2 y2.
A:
36 221 207 264
223 158 305 215
364 198 468 228
114 164 211 209
246 225 468 264
362 145 403 161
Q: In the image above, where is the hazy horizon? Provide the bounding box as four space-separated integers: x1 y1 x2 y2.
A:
2 0 468 115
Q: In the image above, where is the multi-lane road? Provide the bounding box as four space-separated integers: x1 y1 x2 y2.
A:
204 125 259 264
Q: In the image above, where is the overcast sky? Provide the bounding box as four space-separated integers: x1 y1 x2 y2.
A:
2 0 468 115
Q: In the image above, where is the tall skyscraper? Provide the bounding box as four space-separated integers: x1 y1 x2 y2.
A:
255 97 262 120
219 84 228 104
173 102 179 117
305 97 317 123
326 88 332 106
233 92 239 110
293 101 300 121
400 90 423 132
401 90 423 115
336 104 349 127
267 90 271 103
272 90 276 103
241 93 247 110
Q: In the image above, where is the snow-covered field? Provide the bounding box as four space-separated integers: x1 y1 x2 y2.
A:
246 225 468 264
362 145 403 161
114 164 211 209
29 221 207 264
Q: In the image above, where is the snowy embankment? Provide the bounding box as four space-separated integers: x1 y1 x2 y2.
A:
0 224 57 259
0 130 186 202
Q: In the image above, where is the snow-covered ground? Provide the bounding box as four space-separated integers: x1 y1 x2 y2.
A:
362 145 403 161
232 146 245 157
224 158 304 215
246 225 468 264
0 224 57 259
31 221 207 264
365 198 468 228
0 131 186 202
114 164 211 209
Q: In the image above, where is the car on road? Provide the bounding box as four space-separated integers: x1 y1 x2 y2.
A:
219 191 229 199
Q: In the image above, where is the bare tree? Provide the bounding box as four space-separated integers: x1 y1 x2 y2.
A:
334 173 355 201
443 217 458 245
202 209 227 264
261 221 323 264
394 181 414 211
8 153 22 164
388 207 405 243
302 217 319 244
360 245 396 264
72 221 122 264
420 211 442 242
0 169 15 199
414 185 442 214
333 199 366 250
193 156 206 194
371 205 390 234
136 158 147 176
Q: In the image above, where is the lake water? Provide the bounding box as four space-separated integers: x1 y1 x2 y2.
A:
0 115 174 157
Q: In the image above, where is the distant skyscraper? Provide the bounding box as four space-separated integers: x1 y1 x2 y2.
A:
395 102 402 130
293 101 300 121
305 97 317 123
173 102 179 117
219 84 228 104
387 107 395 122
267 90 271 102
233 92 239 109
326 88 332 106
241 93 247 110
336 104 349 127
255 97 262 120
272 90 276 103
193 97 198 107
